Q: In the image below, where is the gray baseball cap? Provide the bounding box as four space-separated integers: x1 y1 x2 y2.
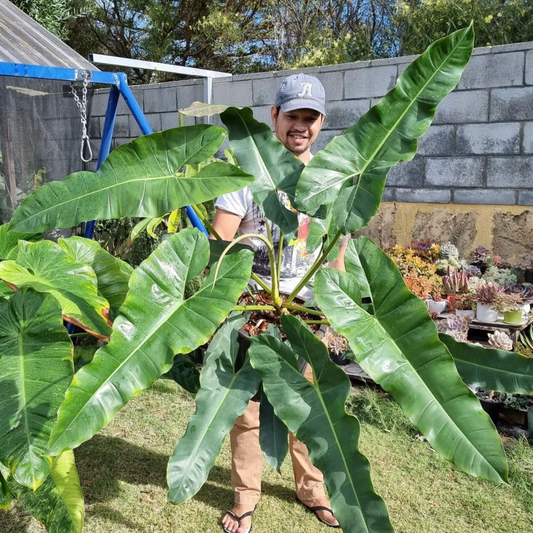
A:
274 73 326 116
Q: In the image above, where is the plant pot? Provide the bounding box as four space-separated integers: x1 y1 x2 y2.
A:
476 302 498 323
520 302 531 318
426 300 449 315
503 310 523 325
456 309 475 319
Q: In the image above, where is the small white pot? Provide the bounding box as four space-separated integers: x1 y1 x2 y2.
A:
476 302 499 323
520 302 531 318
426 300 449 314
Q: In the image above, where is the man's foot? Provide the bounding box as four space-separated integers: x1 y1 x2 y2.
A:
222 504 255 533
298 497 340 528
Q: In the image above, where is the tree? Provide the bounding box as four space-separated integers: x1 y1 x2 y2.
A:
396 0 533 56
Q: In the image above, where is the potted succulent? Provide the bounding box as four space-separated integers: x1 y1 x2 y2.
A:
2 26 529 533
442 266 469 312
493 293 524 325
472 282 504 323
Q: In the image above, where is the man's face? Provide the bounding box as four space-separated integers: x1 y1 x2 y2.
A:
271 107 325 158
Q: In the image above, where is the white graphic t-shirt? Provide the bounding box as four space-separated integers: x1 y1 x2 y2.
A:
215 187 320 299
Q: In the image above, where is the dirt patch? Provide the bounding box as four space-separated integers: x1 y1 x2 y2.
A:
492 210 533 261
411 210 477 255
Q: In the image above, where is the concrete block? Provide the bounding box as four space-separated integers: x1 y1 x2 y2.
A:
418 125 454 156
434 90 489 124
492 42 533 53
177 82 204 110
425 157 484 187
490 87 533 121
324 99 370 130
458 52 524 90
522 122 533 153
252 76 279 106
456 123 520 155
453 189 516 205
129 113 162 137
311 129 343 153
395 188 451 203
252 106 273 126
90 91 110 117
143 85 178 113
213 80 253 107
117 86 144 115
112 137 132 149
88 117 100 139
382 188 395 202
161 112 181 130
387 156 424 187
345 65 397 99
320 71 344 101
100 114 129 138
487 157 533 188
518 190 533 205
526 51 533 85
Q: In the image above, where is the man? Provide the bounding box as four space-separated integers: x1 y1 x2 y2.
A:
213 73 345 533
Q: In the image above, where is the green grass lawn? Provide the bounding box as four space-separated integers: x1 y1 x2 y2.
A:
2 380 533 533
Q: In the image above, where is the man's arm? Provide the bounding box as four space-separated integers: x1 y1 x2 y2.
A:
210 208 242 241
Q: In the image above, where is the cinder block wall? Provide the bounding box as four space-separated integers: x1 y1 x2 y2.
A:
87 41 533 258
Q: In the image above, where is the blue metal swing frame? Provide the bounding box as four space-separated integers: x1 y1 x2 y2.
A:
0 61 208 238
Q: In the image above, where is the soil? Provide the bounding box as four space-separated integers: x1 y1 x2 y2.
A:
239 291 322 337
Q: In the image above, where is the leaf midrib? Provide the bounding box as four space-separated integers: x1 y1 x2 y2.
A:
329 278 501 479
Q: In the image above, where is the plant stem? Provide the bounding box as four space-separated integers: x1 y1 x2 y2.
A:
192 205 220 239
265 219 280 306
285 231 342 305
234 305 277 312
305 320 330 325
283 303 324 316
250 273 272 294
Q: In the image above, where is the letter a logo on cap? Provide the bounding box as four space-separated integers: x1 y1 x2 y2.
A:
297 82 313 98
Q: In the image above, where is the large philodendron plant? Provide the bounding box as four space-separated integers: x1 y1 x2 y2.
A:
2 26 533 533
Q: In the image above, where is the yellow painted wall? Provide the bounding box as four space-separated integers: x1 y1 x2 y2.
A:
356 202 533 261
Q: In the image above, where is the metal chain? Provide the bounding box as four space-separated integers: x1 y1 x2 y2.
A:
71 73 93 163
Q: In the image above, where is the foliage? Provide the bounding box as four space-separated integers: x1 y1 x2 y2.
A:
483 266 519 285
1 27 524 533
472 282 504 304
396 0 533 56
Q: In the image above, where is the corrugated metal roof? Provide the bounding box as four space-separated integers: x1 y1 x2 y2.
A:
0 0 98 70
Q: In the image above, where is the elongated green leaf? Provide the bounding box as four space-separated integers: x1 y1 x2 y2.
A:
221 107 302 234
294 26 474 233
0 223 41 260
58 236 133 315
1 451 84 533
0 240 111 338
259 390 289 472
440 333 533 394
48 229 253 455
0 282 13 300
0 471 12 510
344 238 372 298
258 325 288 471
161 353 201 394
167 314 260 503
0 289 73 489
316 236 508 484
249 316 393 533
10 126 254 233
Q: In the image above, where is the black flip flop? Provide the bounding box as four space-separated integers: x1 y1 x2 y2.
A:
222 508 254 533
297 499 340 528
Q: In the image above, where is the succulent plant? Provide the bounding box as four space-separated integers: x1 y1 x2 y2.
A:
504 283 533 302
440 242 459 260
491 292 523 313
470 246 491 265
442 266 469 295
466 265 482 278
472 282 504 304
488 330 513 351
437 315 471 342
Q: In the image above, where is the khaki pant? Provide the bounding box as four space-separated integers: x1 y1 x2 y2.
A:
230 364 325 505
